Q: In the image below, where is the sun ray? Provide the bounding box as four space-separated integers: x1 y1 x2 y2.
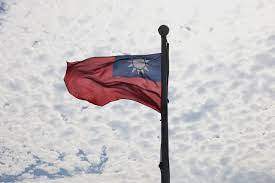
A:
127 58 151 76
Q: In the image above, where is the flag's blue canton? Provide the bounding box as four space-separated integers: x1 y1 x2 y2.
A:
113 53 161 82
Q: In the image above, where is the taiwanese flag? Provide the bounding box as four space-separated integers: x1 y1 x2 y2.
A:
64 53 161 112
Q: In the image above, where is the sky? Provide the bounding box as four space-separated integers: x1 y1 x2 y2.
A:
0 0 275 182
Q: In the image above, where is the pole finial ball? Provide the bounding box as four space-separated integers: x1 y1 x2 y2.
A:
158 25 169 36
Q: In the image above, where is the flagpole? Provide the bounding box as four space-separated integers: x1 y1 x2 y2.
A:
158 25 170 183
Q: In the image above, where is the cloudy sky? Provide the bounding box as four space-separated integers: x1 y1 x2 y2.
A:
0 0 275 182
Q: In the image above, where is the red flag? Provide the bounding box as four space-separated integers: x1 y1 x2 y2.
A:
64 54 161 112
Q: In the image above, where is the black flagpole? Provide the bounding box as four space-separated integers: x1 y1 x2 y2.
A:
158 25 170 183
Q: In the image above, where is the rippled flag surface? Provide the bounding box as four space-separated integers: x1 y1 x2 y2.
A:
64 53 161 112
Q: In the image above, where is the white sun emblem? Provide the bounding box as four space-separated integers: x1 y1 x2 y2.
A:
128 58 150 75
